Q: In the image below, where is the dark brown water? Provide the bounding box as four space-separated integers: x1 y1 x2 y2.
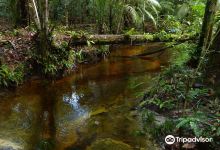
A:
0 43 169 150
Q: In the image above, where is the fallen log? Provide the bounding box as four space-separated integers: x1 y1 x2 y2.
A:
69 34 197 46
70 35 148 45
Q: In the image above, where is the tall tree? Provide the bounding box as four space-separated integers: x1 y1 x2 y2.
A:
10 0 28 26
194 0 218 71
212 25 220 52
31 0 50 63
18 0 28 26
197 0 218 55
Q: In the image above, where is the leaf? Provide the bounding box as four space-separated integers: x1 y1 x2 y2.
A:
177 3 189 19
190 121 201 137
143 9 157 27
146 0 161 8
216 127 220 136
125 4 139 24
176 118 190 128
139 100 148 107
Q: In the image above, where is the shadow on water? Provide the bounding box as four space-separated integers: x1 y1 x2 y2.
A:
29 85 57 150
0 43 170 150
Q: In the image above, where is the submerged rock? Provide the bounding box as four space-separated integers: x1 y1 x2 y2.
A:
0 139 22 150
90 107 108 117
0 147 15 150
86 138 132 150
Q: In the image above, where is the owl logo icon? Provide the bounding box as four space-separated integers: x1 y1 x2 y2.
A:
165 135 175 145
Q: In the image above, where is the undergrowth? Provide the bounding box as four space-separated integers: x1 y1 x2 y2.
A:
0 64 24 87
29 41 75 77
139 42 220 149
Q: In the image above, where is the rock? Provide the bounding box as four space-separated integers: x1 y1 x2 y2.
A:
86 138 132 150
182 143 196 149
90 107 108 117
148 111 167 126
129 110 138 117
0 139 22 150
154 114 166 126
0 146 15 150
94 121 100 125
193 83 204 88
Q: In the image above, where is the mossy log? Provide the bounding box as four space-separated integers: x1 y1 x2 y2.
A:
69 34 196 46
70 35 149 45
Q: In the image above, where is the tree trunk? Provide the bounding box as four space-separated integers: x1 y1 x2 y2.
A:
193 0 218 70
31 0 50 56
109 3 113 33
65 3 69 27
14 0 28 27
45 0 49 34
19 0 28 26
40 0 49 55
197 0 218 54
31 0 41 29
212 26 220 52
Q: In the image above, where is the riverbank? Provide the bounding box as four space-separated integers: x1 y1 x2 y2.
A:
0 27 111 88
139 43 220 150
0 27 196 88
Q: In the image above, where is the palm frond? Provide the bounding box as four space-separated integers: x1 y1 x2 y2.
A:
143 9 157 27
146 0 161 8
124 4 140 24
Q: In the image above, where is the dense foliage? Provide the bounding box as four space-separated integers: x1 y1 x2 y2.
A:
0 0 220 149
0 0 213 34
140 41 220 149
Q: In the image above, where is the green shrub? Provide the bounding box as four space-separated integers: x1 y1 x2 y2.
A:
170 42 197 66
141 110 175 138
177 111 220 138
159 15 182 33
139 40 219 147
30 41 75 77
0 64 24 87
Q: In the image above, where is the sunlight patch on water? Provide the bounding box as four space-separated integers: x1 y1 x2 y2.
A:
63 91 88 118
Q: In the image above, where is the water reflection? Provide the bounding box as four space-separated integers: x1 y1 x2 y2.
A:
63 87 88 118
0 43 170 150
30 86 57 150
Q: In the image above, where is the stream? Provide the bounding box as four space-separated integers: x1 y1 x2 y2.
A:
0 43 170 150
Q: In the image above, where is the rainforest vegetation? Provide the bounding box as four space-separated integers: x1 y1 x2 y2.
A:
0 0 220 150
